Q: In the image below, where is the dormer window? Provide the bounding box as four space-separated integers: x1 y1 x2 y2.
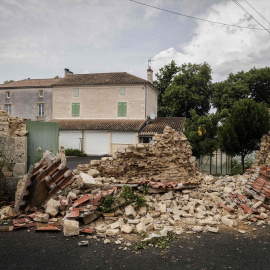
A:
6 91 10 98
39 90 44 97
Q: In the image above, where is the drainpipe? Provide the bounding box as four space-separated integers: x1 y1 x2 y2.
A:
144 83 148 119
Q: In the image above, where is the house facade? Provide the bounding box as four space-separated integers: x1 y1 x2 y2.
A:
51 69 159 155
0 78 60 121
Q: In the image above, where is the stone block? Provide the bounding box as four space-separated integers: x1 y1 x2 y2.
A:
63 220 79 236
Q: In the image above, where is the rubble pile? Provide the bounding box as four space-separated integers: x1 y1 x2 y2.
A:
254 134 270 167
1 127 270 248
79 126 201 183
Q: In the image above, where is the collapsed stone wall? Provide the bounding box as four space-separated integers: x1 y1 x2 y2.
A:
0 110 28 180
253 134 270 167
89 126 201 183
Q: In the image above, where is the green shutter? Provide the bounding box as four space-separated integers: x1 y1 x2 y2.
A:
118 102 122 116
72 103 80 117
118 102 127 117
122 102 127 116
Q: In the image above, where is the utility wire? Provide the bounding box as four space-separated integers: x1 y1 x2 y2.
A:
130 0 270 31
232 0 270 34
244 0 270 25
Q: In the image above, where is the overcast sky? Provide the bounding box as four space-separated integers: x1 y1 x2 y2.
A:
0 0 270 84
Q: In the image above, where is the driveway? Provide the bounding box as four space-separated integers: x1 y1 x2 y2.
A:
66 156 102 170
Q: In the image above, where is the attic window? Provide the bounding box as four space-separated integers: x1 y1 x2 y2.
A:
39 90 44 97
6 91 10 98
73 89 79 97
120 87 126 95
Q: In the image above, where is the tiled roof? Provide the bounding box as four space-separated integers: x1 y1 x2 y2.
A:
139 117 185 136
53 72 151 86
50 119 146 132
0 78 62 89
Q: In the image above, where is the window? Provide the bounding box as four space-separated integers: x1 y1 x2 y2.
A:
120 87 126 95
73 89 79 97
6 91 10 98
38 104 44 117
72 103 80 117
39 90 44 97
5 104 11 116
118 102 127 117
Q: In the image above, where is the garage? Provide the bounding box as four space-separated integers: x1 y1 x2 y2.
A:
84 131 109 155
59 131 83 150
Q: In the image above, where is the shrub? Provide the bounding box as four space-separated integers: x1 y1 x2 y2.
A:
65 148 87 157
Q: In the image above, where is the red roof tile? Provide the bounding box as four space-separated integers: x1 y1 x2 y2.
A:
50 119 146 132
139 117 185 136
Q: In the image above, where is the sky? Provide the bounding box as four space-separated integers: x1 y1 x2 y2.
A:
0 0 270 84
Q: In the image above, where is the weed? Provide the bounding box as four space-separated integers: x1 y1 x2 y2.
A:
133 231 176 250
97 195 119 213
120 185 148 207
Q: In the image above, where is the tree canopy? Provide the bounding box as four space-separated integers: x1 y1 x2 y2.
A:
4 80 14 84
184 110 228 158
159 62 212 117
219 98 270 173
212 67 270 111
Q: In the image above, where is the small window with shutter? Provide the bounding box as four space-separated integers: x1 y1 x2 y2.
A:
73 89 79 97
120 87 126 95
118 102 127 117
72 103 80 117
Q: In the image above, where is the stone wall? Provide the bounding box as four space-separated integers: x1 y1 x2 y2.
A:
0 110 28 180
253 134 270 167
89 126 201 183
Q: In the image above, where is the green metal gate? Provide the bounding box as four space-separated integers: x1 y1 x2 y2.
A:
26 121 59 169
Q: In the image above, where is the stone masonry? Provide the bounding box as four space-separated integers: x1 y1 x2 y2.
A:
0 110 28 179
89 126 201 183
254 134 270 167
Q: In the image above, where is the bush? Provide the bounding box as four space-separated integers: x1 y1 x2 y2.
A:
65 148 87 157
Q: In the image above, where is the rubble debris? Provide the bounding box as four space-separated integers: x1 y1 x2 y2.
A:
35 225 61 232
78 126 201 183
14 151 75 214
254 134 270 166
78 240 89 246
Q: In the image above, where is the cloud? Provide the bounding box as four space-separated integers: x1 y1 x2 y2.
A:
152 0 270 81
142 0 164 20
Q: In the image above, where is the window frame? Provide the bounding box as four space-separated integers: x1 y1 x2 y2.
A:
38 103 44 117
6 91 10 98
120 87 126 96
73 88 79 97
5 104 11 116
38 90 44 98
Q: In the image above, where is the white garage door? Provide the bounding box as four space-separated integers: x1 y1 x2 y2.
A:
111 132 136 144
84 132 108 155
59 131 82 150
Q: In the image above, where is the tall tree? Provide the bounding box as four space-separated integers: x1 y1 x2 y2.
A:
153 60 179 117
212 67 270 111
219 99 270 174
162 62 212 117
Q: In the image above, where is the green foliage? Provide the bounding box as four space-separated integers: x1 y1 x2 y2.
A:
184 110 228 158
153 60 180 117
133 231 176 250
161 62 212 117
65 148 87 157
219 99 270 174
34 147 42 163
231 157 254 175
120 185 147 207
212 67 270 111
97 195 119 213
4 80 14 84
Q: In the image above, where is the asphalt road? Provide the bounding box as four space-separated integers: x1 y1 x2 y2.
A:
1 227 269 270
66 156 102 170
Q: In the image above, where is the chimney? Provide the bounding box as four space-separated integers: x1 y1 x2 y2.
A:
147 67 153 84
64 68 73 77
